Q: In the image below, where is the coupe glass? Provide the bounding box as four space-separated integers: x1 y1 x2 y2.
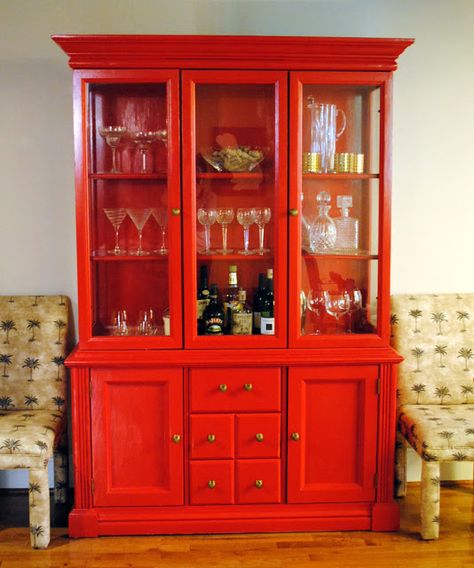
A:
197 208 218 254
306 289 325 335
324 291 351 332
99 126 127 173
130 130 166 173
237 208 256 255
254 207 271 255
103 207 127 255
216 208 235 254
346 288 363 333
127 208 152 256
151 207 168 255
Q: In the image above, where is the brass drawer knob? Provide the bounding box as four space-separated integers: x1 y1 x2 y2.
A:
219 383 228 392
243 383 253 392
255 433 264 442
172 434 181 443
255 479 264 489
208 480 216 489
171 208 181 216
289 208 299 216
207 434 216 443
291 432 300 441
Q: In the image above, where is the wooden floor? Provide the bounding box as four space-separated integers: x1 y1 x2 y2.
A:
0 482 473 567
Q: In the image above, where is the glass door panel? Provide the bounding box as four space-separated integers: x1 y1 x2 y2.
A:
83 74 181 347
182 71 287 348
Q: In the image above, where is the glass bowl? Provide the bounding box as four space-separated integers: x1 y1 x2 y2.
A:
201 146 264 173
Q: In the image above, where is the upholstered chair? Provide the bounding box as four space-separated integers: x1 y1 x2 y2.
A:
391 293 474 539
0 295 70 548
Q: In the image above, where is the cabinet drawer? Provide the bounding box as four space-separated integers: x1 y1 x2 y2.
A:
236 414 281 458
190 414 234 459
190 460 234 505
190 367 281 412
236 459 281 504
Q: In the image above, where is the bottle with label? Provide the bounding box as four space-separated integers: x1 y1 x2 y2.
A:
197 265 210 334
231 289 253 335
203 284 225 335
334 195 359 252
224 265 240 333
252 273 267 334
260 273 275 335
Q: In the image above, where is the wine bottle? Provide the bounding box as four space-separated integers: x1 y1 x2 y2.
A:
260 273 275 335
203 284 225 335
252 273 267 334
224 265 240 333
197 265 210 335
231 288 253 335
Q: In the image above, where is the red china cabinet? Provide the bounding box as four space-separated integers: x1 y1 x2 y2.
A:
54 35 412 537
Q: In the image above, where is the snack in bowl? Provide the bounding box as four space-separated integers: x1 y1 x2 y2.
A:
202 146 264 172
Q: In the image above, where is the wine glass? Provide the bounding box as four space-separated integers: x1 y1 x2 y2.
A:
323 290 351 332
126 208 152 256
346 288 363 333
130 131 164 173
197 208 218 254
111 309 128 336
99 126 127 173
216 208 235 254
103 208 127 255
254 207 271 255
306 289 325 335
237 208 256 255
151 207 168 255
137 308 158 335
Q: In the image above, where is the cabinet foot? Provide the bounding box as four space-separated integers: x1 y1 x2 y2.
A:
68 509 99 538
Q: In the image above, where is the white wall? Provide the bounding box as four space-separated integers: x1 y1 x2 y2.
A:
1 0 473 487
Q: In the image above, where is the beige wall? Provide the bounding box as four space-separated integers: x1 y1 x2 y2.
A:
1 0 473 487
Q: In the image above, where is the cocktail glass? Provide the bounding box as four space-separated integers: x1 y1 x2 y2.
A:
237 208 256 255
151 207 168 255
254 207 271 254
197 208 218 254
216 208 235 254
127 208 152 256
103 207 127 255
99 126 127 173
130 130 165 173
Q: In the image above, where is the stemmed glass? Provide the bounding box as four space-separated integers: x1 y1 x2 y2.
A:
306 289 325 335
130 130 166 173
99 126 128 173
323 290 351 332
151 207 168 255
216 208 235 254
197 208 218 254
254 207 271 255
126 208 152 256
111 309 128 336
237 208 256 255
103 208 127 255
346 288 363 333
137 308 158 335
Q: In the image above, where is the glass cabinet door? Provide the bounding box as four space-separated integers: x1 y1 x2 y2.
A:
289 72 390 347
182 71 288 348
79 71 182 347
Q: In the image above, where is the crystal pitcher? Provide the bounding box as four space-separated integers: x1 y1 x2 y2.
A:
307 96 346 173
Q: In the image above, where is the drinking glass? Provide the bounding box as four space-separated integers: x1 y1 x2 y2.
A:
111 309 128 336
197 208 218 254
127 208 152 256
237 208 256 255
306 289 325 335
151 207 168 255
103 207 127 255
130 130 165 173
346 288 363 333
323 291 351 332
99 126 128 173
137 308 158 335
216 208 235 254
254 207 271 255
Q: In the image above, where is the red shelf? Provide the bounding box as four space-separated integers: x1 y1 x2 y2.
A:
196 172 267 180
91 254 169 261
302 173 379 180
90 173 167 180
302 252 378 260
197 253 273 261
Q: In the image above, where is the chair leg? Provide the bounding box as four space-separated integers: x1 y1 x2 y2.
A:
28 467 50 549
395 431 407 497
54 437 68 504
420 460 440 540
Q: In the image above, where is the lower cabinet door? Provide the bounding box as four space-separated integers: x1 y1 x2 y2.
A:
236 459 281 504
190 460 234 505
287 365 378 503
91 367 184 507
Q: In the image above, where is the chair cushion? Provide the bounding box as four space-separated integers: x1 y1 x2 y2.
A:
399 404 474 461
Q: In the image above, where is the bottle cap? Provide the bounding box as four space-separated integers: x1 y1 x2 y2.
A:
337 195 353 209
229 265 237 273
316 191 331 204
266 268 274 279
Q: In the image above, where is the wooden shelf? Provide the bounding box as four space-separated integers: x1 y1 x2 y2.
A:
90 173 167 180
91 253 169 261
197 172 267 180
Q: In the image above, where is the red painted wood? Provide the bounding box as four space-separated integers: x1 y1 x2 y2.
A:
235 413 281 459
190 460 234 505
91 367 183 506
190 414 235 459
287 365 379 503
235 459 281 504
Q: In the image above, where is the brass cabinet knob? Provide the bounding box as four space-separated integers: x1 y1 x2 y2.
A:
207 434 216 443
243 383 253 392
291 432 300 441
171 208 181 216
219 383 228 392
255 479 264 489
172 434 181 443
289 208 299 216
255 433 264 442
208 480 216 489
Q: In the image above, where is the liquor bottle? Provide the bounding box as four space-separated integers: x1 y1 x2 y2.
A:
203 284 225 335
224 265 240 333
260 274 275 335
310 191 336 252
197 265 210 334
334 195 359 252
231 288 253 335
252 273 267 334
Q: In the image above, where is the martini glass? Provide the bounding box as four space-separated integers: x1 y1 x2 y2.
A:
103 208 127 255
237 208 256 255
99 126 127 173
130 130 165 173
254 207 271 254
197 208 218 254
127 208 152 256
216 208 235 255
151 207 168 255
